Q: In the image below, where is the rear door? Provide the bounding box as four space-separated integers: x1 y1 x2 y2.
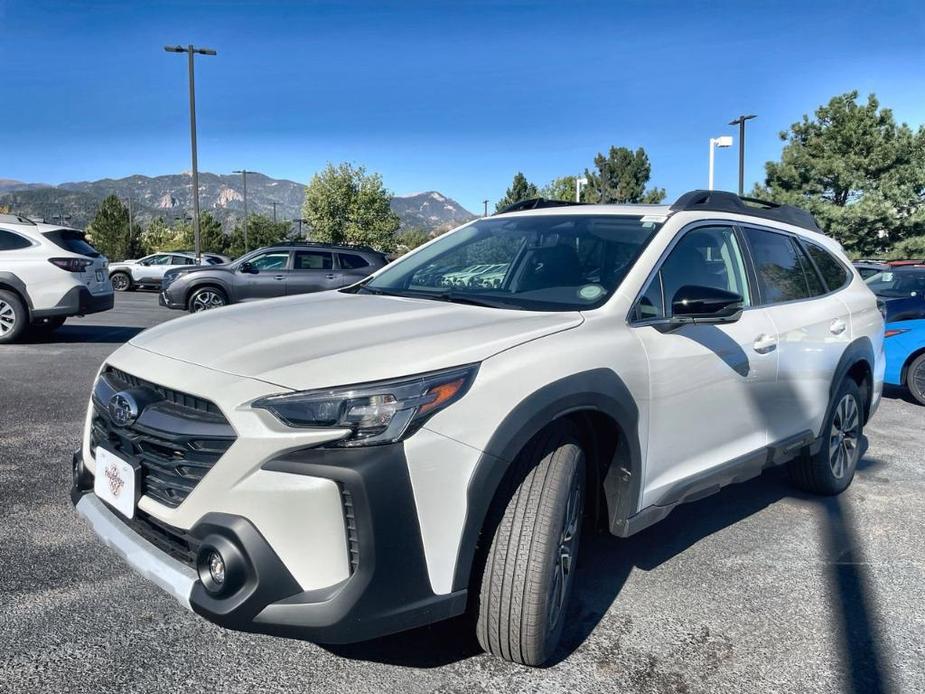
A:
241 250 290 299
740 226 852 440
287 250 338 295
337 252 378 285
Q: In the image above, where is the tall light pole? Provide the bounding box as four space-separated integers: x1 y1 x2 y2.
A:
728 114 757 196
708 136 734 190
482 200 489 217
270 201 278 223
164 44 216 261
575 176 588 202
293 218 308 238
232 169 251 252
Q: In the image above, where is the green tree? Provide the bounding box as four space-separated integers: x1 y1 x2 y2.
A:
495 172 539 212
86 195 142 260
395 227 431 255
886 235 925 260
583 146 665 204
140 217 174 254
227 214 290 257
755 91 925 256
198 212 227 254
302 163 401 252
541 175 579 202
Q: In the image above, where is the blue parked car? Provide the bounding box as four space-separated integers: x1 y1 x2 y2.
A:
866 267 925 322
884 319 925 405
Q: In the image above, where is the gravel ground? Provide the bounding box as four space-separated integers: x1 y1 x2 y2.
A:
1 292 923 694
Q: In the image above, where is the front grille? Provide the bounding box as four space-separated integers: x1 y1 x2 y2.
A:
119 509 200 568
90 367 236 508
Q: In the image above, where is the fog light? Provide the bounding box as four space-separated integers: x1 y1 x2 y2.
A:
208 551 225 586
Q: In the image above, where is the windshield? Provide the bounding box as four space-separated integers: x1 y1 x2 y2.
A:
361 214 662 311
865 269 925 297
42 229 100 258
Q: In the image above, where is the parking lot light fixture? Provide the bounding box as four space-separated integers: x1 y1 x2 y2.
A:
729 114 757 195
576 177 588 202
164 44 217 261
708 135 734 190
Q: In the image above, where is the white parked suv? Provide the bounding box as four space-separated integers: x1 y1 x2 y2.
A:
109 252 208 292
0 214 113 343
72 191 884 666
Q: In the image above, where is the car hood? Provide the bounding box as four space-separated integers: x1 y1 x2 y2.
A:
129 290 583 390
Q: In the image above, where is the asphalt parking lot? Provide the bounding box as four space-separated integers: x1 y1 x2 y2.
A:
1 292 923 694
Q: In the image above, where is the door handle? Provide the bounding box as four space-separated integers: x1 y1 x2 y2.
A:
325 273 336 280
830 318 847 335
274 275 286 280
753 334 777 354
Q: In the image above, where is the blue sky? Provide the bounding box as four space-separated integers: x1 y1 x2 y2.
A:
1 0 924 213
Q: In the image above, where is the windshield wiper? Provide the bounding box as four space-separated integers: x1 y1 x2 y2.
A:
356 285 408 298
410 290 514 309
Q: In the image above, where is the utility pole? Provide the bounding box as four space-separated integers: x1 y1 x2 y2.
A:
164 44 217 261
270 201 278 223
482 200 489 217
232 170 251 252
293 218 307 238
728 114 757 196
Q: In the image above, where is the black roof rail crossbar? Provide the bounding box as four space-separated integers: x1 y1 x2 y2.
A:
495 198 586 214
0 213 38 226
670 189 821 232
268 241 381 253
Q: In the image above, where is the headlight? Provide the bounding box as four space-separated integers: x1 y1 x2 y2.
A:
253 364 479 447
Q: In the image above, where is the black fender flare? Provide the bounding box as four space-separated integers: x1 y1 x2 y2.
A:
829 336 875 422
0 272 33 312
449 368 641 592
185 278 234 305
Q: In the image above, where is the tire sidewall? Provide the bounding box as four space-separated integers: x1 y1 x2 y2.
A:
111 272 131 292
188 287 227 313
906 355 925 405
0 290 27 344
821 379 863 492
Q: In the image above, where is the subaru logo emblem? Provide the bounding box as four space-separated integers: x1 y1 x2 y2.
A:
108 391 139 427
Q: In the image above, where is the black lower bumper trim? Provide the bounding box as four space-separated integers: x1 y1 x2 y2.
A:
33 286 114 318
158 291 185 310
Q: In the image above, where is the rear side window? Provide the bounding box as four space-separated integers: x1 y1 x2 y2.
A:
806 242 850 291
41 229 100 257
745 228 825 304
0 229 32 251
171 255 195 266
294 251 333 270
338 253 370 269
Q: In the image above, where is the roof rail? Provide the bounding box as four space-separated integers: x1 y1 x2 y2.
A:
495 198 586 214
670 190 820 232
268 240 382 254
0 213 38 226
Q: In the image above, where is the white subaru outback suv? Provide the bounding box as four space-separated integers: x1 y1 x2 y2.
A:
72 190 884 666
0 214 113 343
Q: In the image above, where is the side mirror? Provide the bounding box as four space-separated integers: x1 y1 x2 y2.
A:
239 261 258 274
671 285 744 325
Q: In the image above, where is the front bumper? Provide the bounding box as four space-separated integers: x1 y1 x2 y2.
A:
158 289 186 310
71 442 468 643
33 286 114 318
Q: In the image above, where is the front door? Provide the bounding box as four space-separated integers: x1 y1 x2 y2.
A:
629 224 779 508
241 250 290 299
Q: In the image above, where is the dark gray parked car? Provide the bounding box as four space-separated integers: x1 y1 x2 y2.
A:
158 242 389 312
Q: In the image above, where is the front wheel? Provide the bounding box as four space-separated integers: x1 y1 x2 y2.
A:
905 353 925 406
0 290 28 344
188 287 228 313
476 424 586 666
788 379 863 495
110 272 132 292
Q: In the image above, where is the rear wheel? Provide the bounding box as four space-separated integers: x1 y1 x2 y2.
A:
906 353 925 405
189 286 228 313
110 272 132 292
788 379 863 495
0 290 28 344
476 423 586 666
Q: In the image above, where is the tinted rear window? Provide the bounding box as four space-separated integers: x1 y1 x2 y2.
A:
42 229 100 257
338 253 370 269
806 243 850 291
0 229 32 251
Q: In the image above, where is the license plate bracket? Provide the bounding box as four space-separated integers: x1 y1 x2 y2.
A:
93 446 142 519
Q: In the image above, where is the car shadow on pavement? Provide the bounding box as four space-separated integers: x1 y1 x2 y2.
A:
324 450 893 688
22 325 145 344
882 384 919 406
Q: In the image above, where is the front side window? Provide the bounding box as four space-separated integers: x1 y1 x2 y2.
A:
248 251 290 271
636 225 750 320
806 243 850 290
0 229 32 251
745 228 825 304
362 215 662 311
294 251 333 270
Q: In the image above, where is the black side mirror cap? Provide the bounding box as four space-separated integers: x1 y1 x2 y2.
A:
239 261 258 274
670 285 744 325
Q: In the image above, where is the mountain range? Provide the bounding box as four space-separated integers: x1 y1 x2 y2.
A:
0 173 476 233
